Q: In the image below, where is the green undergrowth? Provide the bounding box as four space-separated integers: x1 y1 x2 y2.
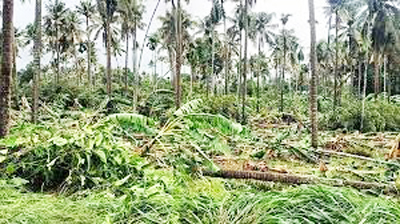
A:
2 176 400 224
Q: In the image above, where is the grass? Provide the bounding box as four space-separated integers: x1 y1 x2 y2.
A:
2 176 400 224
0 187 114 223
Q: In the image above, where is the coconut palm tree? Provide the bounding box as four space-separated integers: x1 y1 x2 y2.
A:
0 0 14 136
95 0 118 97
279 13 291 113
158 11 176 87
64 10 83 84
165 0 191 109
76 0 96 87
44 0 68 84
325 0 347 109
147 32 160 85
249 11 276 112
117 0 144 95
360 0 400 96
308 0 318 149
240 0 256 124
208 0 225 95
158 8 192 92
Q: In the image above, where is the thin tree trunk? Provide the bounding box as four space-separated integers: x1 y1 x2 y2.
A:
383 54 387 94
190 65 194 95
86 16 92 88
358 59 362 98
132 27 137 109
175 0 182 109
211 23 215 96
55 0 60 85
125 33 129 95
275 59 278 86
280 32 286 113
257 39 261 113
308 0 318 149
12 37 18 109
137 0 161 72
236 25 242 122
0 0 14 136
154 50 157 87
333 11 339 110
224 16 228 95
241 0 248 124
373 48 380 96
106 21 112 97
361 55 368 131
169 50 175 88
387 57 391 103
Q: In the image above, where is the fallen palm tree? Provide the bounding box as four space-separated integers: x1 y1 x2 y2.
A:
203 170 398 194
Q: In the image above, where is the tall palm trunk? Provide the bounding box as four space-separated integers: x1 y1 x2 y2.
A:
86 16 92 87
106 21 112 97
169 49 175 88
361 54 368 131
0 0 14 137
280 32 286 113
190 64 194 95
358 59 362 98
174 0 182 109
55 0 60 84
12 37 18 109
211 27 215 95
383 54 387 94
132 25 137 108
373 45 380 96
124 33 129 95
308 0 318 149
224 16 228 95
236 25 242 122
257 38 261 113
241 0 248 124
333 11 339 109
32 0 41 124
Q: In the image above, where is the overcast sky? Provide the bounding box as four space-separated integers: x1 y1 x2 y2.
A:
14 0 329 73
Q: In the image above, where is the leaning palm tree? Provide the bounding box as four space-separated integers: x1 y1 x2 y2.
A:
0 0 14 136
76 0 96 87
96 0 118 97
308 0 318 149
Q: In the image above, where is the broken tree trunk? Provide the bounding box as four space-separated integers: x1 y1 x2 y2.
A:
204 170 398 194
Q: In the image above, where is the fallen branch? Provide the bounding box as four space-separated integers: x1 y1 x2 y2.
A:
204 170 398 194
315 148 400 167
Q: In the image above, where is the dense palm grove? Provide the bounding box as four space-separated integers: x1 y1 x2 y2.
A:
1 0 400 223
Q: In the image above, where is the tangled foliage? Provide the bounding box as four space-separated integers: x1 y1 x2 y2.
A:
0 117 146 192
